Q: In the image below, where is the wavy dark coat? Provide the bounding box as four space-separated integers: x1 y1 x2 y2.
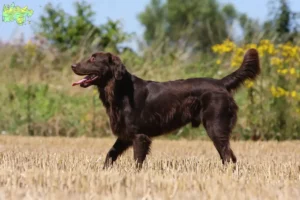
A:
71 49 260 168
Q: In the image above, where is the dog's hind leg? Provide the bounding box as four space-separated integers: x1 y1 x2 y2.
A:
230 148 237 163
202 96 238 165
103 138 132 169
133 134 152 169
211 132 235 164
204 122 236 164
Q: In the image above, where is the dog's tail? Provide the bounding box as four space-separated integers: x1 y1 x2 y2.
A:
221 48 260 92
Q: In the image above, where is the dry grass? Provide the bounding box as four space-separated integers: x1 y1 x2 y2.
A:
0 136 299 200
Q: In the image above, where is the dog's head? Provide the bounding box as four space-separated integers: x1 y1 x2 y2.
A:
71 52 126 88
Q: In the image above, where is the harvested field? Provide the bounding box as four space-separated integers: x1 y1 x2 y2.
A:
0 136 299 200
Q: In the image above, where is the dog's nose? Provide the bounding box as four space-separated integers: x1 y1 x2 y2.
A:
71 64 77 69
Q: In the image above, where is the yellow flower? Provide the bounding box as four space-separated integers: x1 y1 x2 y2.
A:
291 91 297 98
245 80 254 88
245 43 257 49
230 47 244 68
290 68 296 75
270 57 283 67
277 87 286 96
258 40 275 56
282 69 288 74
93 89 98 95
270 86 287 98
277 69 288 75
270 86 276 95
24 40 37 57
216 59 221 65
268 44 275 55
212 39 236 54
279 42 299 59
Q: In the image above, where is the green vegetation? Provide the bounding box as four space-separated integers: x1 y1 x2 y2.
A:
1 0 300 140
37 2 132 54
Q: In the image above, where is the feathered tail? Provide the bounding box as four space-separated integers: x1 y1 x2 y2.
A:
221 48 260 92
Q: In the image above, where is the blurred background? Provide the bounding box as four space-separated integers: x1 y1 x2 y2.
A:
1 0 300 140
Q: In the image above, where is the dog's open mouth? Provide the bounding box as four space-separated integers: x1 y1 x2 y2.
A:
72 74 99 87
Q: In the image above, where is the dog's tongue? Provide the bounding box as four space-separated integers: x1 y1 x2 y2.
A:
72 77 88 86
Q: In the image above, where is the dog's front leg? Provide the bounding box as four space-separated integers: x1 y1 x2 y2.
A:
103 138 132 169
133 134 152 169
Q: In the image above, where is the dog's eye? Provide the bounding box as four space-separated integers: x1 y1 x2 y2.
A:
90 56 96 62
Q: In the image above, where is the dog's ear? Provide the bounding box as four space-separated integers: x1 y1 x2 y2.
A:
108 53 126 80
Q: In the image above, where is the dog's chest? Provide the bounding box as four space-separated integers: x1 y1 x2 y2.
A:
105 107 123 135
105 98 133 138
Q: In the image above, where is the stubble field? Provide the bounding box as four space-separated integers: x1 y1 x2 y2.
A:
0 136 299 200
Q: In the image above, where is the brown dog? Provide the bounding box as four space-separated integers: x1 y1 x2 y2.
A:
71 49 260 169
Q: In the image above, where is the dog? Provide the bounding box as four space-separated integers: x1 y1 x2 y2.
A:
71 49 260 169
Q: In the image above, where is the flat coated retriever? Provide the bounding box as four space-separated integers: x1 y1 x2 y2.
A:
71 49 260 169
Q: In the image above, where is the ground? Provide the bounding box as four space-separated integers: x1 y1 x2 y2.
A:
0 136 299 200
